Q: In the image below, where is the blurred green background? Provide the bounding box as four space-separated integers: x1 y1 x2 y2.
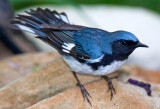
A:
10 0 160 14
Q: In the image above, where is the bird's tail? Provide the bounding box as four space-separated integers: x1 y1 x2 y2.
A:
10 8 70 38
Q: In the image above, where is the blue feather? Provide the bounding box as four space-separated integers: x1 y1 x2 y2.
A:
73 28 139 58
73 27 106 59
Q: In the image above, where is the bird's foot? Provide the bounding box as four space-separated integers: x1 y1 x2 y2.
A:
77 83 92 106
102 75 116 100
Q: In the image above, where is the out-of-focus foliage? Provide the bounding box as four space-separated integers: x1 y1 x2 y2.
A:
10 0 160 14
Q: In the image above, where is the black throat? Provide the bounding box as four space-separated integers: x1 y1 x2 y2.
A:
86 52 129 70
77 41 135 70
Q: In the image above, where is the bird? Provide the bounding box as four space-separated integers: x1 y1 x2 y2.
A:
10 8 148 105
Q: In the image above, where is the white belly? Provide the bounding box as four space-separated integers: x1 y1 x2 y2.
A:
62 56 126 75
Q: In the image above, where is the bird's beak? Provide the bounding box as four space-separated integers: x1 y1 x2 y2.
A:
136 42 149 48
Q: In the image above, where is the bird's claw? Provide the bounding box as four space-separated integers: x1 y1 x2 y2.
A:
102 75 116 100
77 83 92 106
107 81 116 100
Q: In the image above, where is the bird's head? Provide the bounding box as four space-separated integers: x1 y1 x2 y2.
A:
106 31 148 59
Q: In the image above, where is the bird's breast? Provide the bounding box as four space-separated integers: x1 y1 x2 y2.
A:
92 60 126 75
62 55 126 75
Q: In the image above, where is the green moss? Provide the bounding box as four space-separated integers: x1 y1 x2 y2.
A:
32 65 41 71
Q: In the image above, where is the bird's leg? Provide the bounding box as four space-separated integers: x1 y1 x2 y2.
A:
101 75 116 100
72 72 92 105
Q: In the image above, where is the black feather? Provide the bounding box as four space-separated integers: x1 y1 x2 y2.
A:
10 8 90 59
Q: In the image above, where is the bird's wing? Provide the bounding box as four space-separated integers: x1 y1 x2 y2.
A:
72 28 105 60
10 8 91 59
40 24 83 31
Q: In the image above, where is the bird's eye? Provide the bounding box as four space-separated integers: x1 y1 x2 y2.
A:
119 40 138 46
121 41 128 46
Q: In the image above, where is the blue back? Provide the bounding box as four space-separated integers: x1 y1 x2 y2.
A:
73 27 139 59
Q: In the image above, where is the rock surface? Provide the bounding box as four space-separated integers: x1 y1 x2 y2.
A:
0 51 60 88
27 80 158 109
0 52 160 109
0 56 99 109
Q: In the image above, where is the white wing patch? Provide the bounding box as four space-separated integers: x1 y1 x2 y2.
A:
62 43 75 53
62 49 69 53
16 24 35 33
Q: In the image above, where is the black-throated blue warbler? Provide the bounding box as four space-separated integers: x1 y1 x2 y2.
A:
10 8 148 105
